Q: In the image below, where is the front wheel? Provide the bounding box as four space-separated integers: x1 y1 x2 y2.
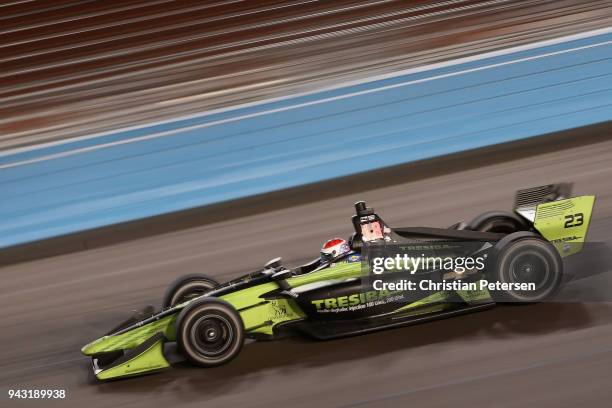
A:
176 299 244 367
489 237 563 303
163 274 220 308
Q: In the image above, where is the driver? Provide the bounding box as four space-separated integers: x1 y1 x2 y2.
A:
320 238 352 263
296 237 359 275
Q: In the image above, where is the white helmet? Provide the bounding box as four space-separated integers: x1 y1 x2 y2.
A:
320 238 350 263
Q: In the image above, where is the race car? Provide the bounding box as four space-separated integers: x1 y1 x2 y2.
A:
81 183 594 380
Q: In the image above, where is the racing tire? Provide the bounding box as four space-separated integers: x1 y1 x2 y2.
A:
176 298 244 367
163 274 220 308
468 211 528 233
489 237 562 303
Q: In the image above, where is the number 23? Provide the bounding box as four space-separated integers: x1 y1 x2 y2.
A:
564 213 584 228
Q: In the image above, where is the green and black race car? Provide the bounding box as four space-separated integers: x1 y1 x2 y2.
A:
82 184 594 380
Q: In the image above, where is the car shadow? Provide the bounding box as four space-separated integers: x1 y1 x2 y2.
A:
92 300 604 398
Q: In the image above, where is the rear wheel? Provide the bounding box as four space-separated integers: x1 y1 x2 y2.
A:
163 274 219 308
176 299 244 367
490 237 562 303
468 211 527 233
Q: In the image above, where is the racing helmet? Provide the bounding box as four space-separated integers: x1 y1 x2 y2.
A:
320 238 350 263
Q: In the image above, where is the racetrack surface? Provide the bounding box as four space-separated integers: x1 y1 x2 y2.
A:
1 134 611 407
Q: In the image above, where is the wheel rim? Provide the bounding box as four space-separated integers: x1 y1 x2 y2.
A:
508 250 550 291
189 314 234 357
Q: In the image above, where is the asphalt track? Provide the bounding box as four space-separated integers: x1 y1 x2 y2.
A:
1 133 611 408
2 0 611 148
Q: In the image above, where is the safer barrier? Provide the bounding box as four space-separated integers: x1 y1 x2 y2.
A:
0 29 610 248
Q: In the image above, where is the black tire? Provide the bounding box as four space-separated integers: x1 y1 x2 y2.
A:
163 274 220 308
176 298 244 367
468 211 528 233
489 237 563 303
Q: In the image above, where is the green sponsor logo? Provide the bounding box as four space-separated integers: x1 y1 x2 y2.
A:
311 289 402 311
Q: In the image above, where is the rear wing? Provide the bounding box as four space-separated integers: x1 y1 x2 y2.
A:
514 184 595 256
513 183 573 221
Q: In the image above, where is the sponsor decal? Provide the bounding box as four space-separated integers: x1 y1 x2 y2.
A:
346 254 361 263
311 289 404 313
550 235 581 243
270 302 288 319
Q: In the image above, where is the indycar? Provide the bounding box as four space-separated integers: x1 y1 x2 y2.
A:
82 184 594 380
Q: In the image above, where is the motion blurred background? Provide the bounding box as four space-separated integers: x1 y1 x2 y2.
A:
2 0 608 148
1 1 611 407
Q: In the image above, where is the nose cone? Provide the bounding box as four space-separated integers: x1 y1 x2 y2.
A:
81 337 106 355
